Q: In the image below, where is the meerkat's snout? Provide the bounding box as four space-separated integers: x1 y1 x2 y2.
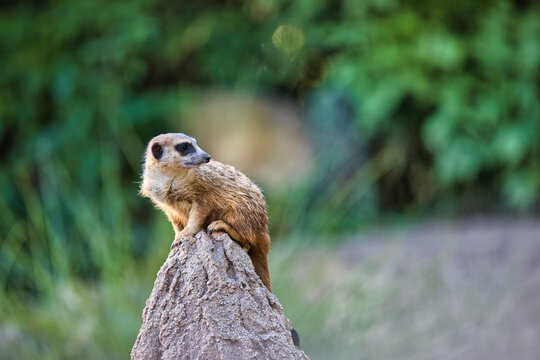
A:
176 141 211 166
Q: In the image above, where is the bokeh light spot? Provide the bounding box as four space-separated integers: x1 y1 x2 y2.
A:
272 24 305 54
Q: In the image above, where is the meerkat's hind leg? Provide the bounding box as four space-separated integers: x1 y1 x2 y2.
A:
207 220 250 252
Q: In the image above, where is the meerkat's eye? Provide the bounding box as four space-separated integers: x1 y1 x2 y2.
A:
151 143 164 160
175 142 194 155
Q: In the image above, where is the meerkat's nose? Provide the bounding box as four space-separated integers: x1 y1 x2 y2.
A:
203 153 211 163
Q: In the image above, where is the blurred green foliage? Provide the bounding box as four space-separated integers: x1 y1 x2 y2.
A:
1 0 540 358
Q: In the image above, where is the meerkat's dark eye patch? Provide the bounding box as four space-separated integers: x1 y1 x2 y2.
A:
151 143 164 160
175 142 194 155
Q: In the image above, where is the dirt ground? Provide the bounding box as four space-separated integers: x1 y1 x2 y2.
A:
283 216 540 360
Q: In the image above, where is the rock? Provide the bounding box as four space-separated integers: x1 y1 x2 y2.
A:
131 231 309 360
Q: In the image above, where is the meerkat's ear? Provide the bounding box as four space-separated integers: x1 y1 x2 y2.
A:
151 143 164 160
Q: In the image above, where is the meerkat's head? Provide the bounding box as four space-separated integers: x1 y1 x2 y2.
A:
140 133 211 199
145 133 211 169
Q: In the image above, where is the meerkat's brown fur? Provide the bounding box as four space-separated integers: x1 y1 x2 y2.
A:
140 133 271 291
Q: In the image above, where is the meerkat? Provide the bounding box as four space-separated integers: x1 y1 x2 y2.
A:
140 133 272 291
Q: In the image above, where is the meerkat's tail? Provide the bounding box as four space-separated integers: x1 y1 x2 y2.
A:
248 240 271 292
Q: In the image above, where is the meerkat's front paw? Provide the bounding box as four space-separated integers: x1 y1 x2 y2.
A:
171 229 195 249
170 234 184 249
178 228 197 238
171 238 181 249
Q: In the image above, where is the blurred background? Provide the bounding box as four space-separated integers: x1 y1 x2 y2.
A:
1 0 540 359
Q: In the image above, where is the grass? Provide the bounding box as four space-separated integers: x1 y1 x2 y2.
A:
0 153 169 359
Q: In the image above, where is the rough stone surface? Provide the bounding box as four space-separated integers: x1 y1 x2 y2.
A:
131 231 309 360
